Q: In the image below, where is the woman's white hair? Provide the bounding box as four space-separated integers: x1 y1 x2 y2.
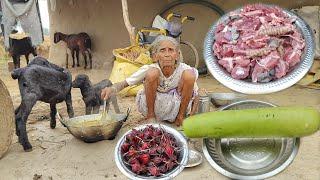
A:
150 35 181 60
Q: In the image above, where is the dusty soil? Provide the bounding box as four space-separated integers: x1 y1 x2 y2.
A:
0 59 319 180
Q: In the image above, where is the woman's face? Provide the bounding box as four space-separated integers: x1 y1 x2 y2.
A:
155 40 179 68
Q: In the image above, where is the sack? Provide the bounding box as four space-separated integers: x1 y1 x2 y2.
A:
109 46 153 96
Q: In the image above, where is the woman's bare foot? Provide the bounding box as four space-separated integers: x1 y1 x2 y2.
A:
145 114 157 123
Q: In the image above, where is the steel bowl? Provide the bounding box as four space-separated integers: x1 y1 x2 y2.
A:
185 149 203 168
202 100 300 180
203 5 315 94
57 109 130 143
115 124 189 180
207 92 247 106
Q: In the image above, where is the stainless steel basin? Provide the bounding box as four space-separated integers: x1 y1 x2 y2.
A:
202 100 300 180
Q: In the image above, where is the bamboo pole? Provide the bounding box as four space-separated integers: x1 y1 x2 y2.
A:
121 0 136 45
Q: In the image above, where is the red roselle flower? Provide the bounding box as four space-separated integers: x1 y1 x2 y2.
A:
166 160 176 171
139 154 150 165
121 142 130 153
149 166 160 176
126 149 137 157
128 158 139 165
149 147 157 155
141 142 149 150
165 145 174 157
152 157 163 165
131 162 142 174
143 130 153 139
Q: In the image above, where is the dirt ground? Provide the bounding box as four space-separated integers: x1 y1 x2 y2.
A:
0 58 319 180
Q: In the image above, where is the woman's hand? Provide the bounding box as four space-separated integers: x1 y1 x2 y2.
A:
101 87 114 100
100 81 128 100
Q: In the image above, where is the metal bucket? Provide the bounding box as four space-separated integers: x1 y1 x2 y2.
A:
202 100 300 180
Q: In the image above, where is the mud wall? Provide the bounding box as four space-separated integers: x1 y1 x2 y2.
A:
48 0 319 75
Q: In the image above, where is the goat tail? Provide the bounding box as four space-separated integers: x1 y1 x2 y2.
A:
11 68 24 79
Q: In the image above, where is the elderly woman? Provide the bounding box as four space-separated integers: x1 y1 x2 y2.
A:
101 35 199 126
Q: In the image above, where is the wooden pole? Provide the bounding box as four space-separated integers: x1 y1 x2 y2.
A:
121 0 136 45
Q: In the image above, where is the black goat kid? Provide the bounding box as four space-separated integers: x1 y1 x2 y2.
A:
72 74 120 114
12 57 74 151
9 34 37 69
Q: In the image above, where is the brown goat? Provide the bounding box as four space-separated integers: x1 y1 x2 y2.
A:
54 32 92 69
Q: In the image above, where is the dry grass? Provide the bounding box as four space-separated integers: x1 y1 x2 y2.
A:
37 36 51 58
0 37 10 61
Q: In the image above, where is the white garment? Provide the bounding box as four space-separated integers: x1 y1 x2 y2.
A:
1 0 43 48
126 62 199 121
136 89 194 122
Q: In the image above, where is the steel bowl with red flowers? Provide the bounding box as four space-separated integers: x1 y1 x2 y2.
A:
115 124 189 180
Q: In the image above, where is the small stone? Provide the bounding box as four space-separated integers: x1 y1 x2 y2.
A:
33 174 42 180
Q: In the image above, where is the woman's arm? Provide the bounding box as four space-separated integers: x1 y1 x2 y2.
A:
101 64 154 100
101 80 129 100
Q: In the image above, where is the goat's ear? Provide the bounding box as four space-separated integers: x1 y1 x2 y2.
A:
53 33 57 43
11 68 23 79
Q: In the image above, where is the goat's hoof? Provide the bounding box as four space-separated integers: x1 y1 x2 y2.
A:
77 64 80 67
24 148 33 152
50 122 56 129
72 65 75 68
107 135 116 140
23 144 33 152
84 66 87 69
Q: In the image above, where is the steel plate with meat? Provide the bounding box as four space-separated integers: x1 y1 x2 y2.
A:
203 3 314 94
213 4 305 83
